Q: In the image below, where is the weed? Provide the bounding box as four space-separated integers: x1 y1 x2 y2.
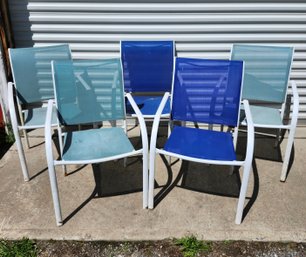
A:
223 240 233 245
4 124 15 144
0 238 37 257
175 235 211 257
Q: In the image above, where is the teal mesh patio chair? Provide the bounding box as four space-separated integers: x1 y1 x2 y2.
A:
8 44 72 181
231 44 299 181
46 59 148 226
148 57 255 224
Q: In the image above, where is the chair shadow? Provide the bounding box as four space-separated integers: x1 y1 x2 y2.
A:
237 130 295 180
92 157 144 197
28 140 45 149
30 167 48 180
62 157 144 225
61 133 146 224
152 131 261 222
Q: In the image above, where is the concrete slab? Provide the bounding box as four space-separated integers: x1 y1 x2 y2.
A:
0 127 305 242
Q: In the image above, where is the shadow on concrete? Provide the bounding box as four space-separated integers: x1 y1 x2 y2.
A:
62 157 144 225
237 130 295 181
59 133 146 225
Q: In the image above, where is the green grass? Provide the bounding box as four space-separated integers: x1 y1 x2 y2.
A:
0 238 37 257
175 235 211 257
4 124 15 144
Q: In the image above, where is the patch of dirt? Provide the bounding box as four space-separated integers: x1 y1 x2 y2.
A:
36 240 306 257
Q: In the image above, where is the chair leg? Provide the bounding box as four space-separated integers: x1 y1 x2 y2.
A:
229 165 235 175
148 152 156 209
14 129 30 181
143 152 149 209
274 129 281 148
167 121 172 164
235 163 252 225
280 127 295 182
47 164 63 226
62 165 67 176
23 129 30 149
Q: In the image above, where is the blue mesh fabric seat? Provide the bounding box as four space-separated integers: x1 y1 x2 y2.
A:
8 44 72 181
45 59 148 226
148 57 255 224
231 44 299 181
121 41 174 117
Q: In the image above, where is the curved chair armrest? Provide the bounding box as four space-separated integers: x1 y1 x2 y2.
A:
290 80 300 128
242 99 255 165
125 93 148 152
45 99 55 162
8 82 18 126
150 92 171 152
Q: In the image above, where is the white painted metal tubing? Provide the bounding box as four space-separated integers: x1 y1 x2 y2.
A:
280 80 299 182
126 93 149 209
54 149 144 166
45 100 63 226
156 149 244 167
235 99 254 224
148 92 170 209
8 82 30 182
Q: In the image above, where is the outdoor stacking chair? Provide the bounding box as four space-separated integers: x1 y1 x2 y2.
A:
8 44 72 181
120 41 174 118
148 57 255 224
46 59 148 226
231 44 299 182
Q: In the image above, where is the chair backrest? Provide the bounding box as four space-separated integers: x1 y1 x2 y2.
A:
121 41 174 93
9 44 72 104
52 59 125 126
171 57 243 127
231 44 293 104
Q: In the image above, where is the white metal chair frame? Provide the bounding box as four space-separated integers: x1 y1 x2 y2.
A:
7 46 72 182
230 46 300 182
8 82 61 181
45 91 149 226
245 81 299 182
148 61 255 224
8 82 30 181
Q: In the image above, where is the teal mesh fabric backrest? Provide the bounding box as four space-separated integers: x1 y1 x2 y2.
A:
231 44 293 103
52 59 125 125
9 44 72 104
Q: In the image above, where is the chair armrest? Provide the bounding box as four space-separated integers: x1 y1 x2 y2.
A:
125 93 148 153
290 80 300 128
8 82 18 125
150 92 171 152
242 99 255 165
45 99 55 163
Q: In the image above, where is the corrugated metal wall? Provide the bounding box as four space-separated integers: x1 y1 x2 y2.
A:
7 0 306 123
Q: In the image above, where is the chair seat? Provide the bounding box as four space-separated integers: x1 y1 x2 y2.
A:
24 106 58 127
126 96 170 116
164 126 236 161
62 127 135 161
248 105 283 126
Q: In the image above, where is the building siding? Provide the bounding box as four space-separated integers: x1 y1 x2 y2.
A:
8 0 306 123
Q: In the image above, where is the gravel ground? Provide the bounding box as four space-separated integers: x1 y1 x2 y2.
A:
36 240 306 257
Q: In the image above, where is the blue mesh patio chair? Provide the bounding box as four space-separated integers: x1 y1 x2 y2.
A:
148 57 255 224
231 44 299 181
120 41 174 118
46 59 148 226
8 44 72 181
